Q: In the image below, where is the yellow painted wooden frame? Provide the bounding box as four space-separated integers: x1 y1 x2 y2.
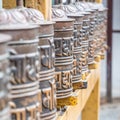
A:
25 0 52 20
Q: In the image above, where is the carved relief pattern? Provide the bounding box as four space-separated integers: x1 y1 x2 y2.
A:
42 80 56 111
39 35 56 119
55 71 72 90
73 56 82 77
81 19 89 72
40 38 55 70
9 42 40 120
88 16 96 63
10 54 39 85
55 39 73 57
0 36 11 120
11 105 40 120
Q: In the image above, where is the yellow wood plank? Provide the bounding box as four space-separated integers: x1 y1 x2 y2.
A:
88 62 98 69
82 79 100 120
25 0 52 20
57 62 101 120
96 0 102 3
25 0 37 8
3 0 16 8
81 67 99 110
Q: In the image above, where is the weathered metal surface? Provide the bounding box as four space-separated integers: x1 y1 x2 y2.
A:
88 2 107 58
0 9 27 25
12 1 57 118
59 4 90 89
38 22 57 120
0 25 41 120
67 14 84 89
0 34 11 120
52 8 74 99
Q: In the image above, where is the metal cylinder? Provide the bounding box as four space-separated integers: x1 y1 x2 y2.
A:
87 9 96 64
67 14 84 87
38 22 56 120
80 12 90 86
53 17 74 99
0 34 11 120
0 25 41 120
13 4 57 119
56 4 90 88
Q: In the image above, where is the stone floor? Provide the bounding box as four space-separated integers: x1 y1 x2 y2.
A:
100 103 120 120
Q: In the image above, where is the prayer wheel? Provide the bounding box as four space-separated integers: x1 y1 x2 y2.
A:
0 24 41 120
8 0 57 118
55 4 90 89
52 8 74 99
0 34 11 120
56 5 84 89
67 14 84 89
38 22 57 120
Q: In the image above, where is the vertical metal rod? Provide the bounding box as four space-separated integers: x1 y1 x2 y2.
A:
0 0 2 9
107 0 113 103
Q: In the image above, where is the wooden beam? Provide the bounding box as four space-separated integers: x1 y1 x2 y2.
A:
95 0 102 3
3 0 16 8
82 80 100 120
36 0 52 20
107 0 113 103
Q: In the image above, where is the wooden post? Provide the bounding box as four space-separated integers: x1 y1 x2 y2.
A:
107 0 113 103
36 0 52 20
82 80 100 120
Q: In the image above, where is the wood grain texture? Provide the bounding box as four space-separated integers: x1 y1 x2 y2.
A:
57 62 101 120
25 0 37 8
3 0 16 8
37 0 52 20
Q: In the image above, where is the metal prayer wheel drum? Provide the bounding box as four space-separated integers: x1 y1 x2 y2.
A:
81 12 90 72
97 7 108 55
86 9 96 64
67 14 84 87
53 18 74 99
0 34 11 120
38 22 56 120
0 25 41 120
76 12 90 89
